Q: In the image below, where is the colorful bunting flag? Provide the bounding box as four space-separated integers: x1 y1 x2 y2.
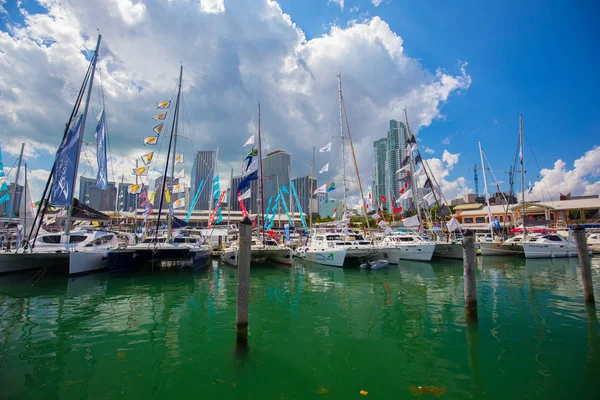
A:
133 166 148 176
128 184 142 194
244 135 255 147
141 152 154 165
175 154 184 164
153 123 163 134
164 189 171 203
319 142 331 152
174 169 184 180
173 198 185 209
319 163 329 174
157 101 171 109
144 136 158 145
326 182 335 192
152 112 167 121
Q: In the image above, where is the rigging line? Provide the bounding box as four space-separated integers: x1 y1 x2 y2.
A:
3 158 20 183
482 150 513 217
180 91 197 159
525 135 555 205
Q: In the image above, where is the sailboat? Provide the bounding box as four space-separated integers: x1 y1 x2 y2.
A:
106 66 212 272
0 35 123 276
219 103 292 267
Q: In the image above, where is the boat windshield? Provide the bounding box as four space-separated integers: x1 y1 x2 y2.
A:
142 238 166 244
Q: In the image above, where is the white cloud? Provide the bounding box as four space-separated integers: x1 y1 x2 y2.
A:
424 151 470 201
200 0 225 14
441 135 452 145
0 0 6 14
371 0 384 6
328 0 344 11
349 6 359 12
0 0 470 204
529 145 600 201
422 146 435 154
442 149 459 168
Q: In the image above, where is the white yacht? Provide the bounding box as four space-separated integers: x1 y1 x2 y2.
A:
220 236 292 266
301 232 348 267
521 233 578 258
107 234 212 272
0 230 120 275
587 233 600 254
479 235 527 256
375 231 436 263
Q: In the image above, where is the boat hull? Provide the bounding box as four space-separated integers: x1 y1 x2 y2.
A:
220 248 292 266
69 250 110 275
345 247 380 262
522 242 578 259
433 243 464 259
303 248 347 267
479 242 524 256
378 243 436 263
108 247 211 273
0 251 69 274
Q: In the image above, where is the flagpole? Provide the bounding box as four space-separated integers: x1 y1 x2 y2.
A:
310 146 315 229
8 142 24 225
520 114 526 240
258 102 265 242
134 161 139 229
337 74 348 215
64 34 101 241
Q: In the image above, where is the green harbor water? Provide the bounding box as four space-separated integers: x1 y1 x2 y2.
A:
1 257 599 399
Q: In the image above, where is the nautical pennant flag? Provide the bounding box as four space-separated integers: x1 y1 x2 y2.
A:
164 189 171 203
246 148 258 158
326 181 335 192
157 101 171 109
281 184 290 194
148 191 156 203
319 142 332 152
174 169 184 180
396 164 410 174
144 136 158 145
175 154 184 164
153 123 163 134
173 198 185 209
447 217 461 233
141 152 154 165
527 181 533 194
238 188 251 200
423 191 436 206
399 188 413 200
133 166 148 176
128 184 142 194
381 195 387 202
313 183 327 194
331 207 338 218
139 191 147 199
172 184 185 193
244 135 255 147
319 163 329 174
152 112 167 120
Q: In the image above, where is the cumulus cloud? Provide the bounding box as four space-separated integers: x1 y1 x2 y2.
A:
372 0 384 7
0 0 470 202
441 135 452 145
529 145 600 201
422 146 435 154
424 150 470 201
328 0 344 11
442 149 459 168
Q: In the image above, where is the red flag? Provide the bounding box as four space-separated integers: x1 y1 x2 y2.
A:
381 195 387 202
393 207 402 213
404 182 409 188
399 188 405 194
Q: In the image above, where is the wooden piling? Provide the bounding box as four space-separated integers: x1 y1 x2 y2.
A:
462 230 478 322
573 225 595 304
236 217 252 347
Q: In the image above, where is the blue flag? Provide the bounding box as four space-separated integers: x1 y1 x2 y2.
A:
50 114 83 206
492 216 501 229
281 184 289 194
237 169 257 193
95 109 108 190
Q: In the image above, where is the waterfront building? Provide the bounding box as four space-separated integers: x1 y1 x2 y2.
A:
88 182 117 211
372 138 387 209
78 176 96 205
117 182 140 212
262 149 291 209
291 175 317 217
191 150 216 211
319 198 343 220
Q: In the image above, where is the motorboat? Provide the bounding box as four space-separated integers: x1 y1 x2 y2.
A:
301 232 348 267
107 234 212 272
479 235 528 256
375 231 436 263
0 229 121 275
588 233 600 254
521 233 578 259
220 236 292 266
360 259 389 270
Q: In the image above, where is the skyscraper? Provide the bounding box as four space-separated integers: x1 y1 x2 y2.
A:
79 176 96 205
372 138 387 208
153 175 179 209
191 151 216 211
117 182 140 212
88 182 116 210
262 149 291 209
229 174 259 215
291 175 317 217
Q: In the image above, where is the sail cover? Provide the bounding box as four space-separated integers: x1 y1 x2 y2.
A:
71 198 110 220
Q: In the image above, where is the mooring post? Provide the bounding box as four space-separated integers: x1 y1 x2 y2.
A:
462 230 478 322
236 217 252 347
573 225 595 304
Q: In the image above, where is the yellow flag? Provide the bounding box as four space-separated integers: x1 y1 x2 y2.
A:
133 167 148 176
153 123 163 134
92 221 100 227
141 152 154 165
175 154 184 164
173 198 185 209
152 112 167 121
164 189 171 203
148 191 156 202
128 184 142 194
144 136 158 145
157 101 171 109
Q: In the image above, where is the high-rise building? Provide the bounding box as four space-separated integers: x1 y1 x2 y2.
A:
372 138 387 207
153 175 181 209
262 149 291 208
316 192 328 214
191 151 216 211
88 182 117 211
291 175 317 217
79 176 96 205
117 182 140 212
385 120 408 211
319 198 343 219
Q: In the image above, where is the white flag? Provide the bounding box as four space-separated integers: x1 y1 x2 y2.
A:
447 217 461 233
175 154 184 164
174 169 185 180
238 188 251 200
403 215 420 227
415 165 424 176
423 191 435 206
399 188 413 200
405 143 417 154
314 183 327 194
319 142 331 152
172 184 185 193
319 163 329 174
244 135 255 147
396 164 410 174
173 198 185 209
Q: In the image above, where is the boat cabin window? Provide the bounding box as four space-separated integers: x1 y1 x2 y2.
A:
86 235 114 247
174 237 198 244
398 237 415 242
264 239 278 246
326 235 342 241
41 235 61 244
70 236 87 243
142 238 166 243
545 235 563 242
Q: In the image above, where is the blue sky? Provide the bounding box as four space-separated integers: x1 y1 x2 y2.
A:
0 0 599 202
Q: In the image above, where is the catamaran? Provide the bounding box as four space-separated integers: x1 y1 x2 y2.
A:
106 65 211 272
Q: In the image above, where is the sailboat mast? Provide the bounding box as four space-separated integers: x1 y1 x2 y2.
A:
156 65 182 243
340 90 371 235
23 163 27 245
478 142 494 239
8 143 25 225
227 167 233 229
134 161 139 227
168 65 183 242
65 34 102 238
258 102 265 240
310 146 315 228
337 74 348 213
404 109 423 235
520 115 526 240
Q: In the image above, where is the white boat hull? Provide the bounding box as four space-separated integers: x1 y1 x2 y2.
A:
433 243 464 259
522 242 578 259
479 242 524 256
379 243 436 263
589 243 600 254
69 250 110 275
303 248 347 267
345 247 380 261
